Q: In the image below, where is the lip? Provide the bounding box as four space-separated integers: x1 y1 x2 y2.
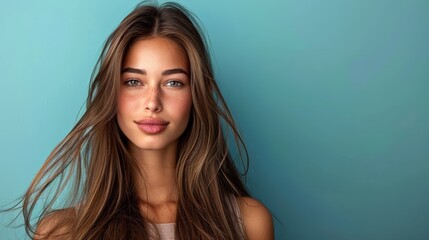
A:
134 118 169 134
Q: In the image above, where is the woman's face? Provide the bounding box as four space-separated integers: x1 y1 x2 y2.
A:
117 37 192 153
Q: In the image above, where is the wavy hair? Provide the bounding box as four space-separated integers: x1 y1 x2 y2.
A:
16 2 249 239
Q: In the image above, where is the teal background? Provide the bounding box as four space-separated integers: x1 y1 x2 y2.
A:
1 0 428 239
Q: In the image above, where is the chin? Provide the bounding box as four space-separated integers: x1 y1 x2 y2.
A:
136 145 168 151
130 139 178 152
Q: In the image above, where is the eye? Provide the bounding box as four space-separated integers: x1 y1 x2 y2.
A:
165 80 184 88
124 79 142 87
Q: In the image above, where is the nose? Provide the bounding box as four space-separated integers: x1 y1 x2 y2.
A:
145 86 162 113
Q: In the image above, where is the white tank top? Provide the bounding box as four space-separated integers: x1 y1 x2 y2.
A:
152 196 244 240
154 223 175 240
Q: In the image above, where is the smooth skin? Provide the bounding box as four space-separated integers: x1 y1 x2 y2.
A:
35 37 273 239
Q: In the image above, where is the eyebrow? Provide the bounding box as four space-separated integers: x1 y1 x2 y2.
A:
121 67 188 76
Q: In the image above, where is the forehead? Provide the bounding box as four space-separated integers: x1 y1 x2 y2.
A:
122 37 189 71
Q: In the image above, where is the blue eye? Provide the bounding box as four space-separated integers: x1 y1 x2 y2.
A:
165 80 183 87
125 79 141 87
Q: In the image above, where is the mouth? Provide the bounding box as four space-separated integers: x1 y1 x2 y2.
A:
134 118 169 134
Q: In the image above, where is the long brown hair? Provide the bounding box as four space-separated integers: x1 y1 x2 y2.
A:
18 2 249 239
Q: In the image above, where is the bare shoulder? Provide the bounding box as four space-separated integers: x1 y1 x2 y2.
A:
34 208 76 240
238 197 274 240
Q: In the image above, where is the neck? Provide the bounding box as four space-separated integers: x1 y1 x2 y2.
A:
130 143 179 204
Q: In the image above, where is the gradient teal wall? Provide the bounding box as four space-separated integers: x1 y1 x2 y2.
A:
1 0 428 239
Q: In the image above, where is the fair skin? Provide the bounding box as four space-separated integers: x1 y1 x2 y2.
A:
35 37 273 239
117 36 192 224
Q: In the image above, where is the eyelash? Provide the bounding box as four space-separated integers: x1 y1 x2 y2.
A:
165 80 184 87
123 79 184 88
124 79 141 87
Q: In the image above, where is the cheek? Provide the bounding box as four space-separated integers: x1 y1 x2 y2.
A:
116 100 127 131
117 96 127 123
176 93 192 119
164 91 192 126
117 92 138 117
116 93 138 132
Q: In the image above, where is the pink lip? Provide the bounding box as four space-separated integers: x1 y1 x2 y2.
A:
134 118 169 134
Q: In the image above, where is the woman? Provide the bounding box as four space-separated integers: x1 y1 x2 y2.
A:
21 2 273 239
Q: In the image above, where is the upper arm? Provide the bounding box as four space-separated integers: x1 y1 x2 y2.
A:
34 208 75 240
240 197 274 240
